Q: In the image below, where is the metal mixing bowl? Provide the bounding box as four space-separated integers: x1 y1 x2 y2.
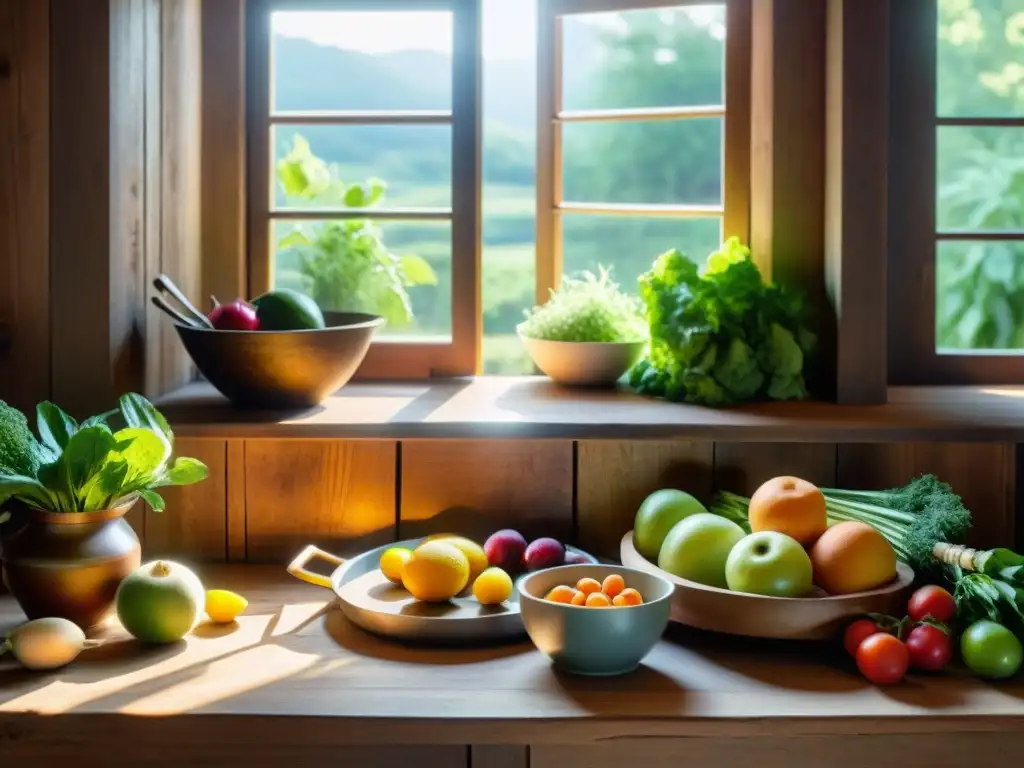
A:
175 312 384 409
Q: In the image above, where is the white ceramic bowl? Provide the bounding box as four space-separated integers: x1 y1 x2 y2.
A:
519 564 674 675
518 333 646 387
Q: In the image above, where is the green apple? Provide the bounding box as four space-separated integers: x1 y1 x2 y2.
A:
116 560 205 644
657 513 745 588
633 489 708 562
725 531 813 597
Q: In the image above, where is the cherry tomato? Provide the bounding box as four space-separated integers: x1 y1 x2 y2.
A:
905 623 953 671
856 633 909 685
843 619 883 657
907 585 956 624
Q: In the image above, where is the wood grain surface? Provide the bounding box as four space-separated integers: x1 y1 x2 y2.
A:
146 439 228 560
714 443 838 495
837 443 1016 548
156 379 1024 442
824 0 889 405
2 565 1023 757
0 0 50 413
533 735 1024 768
576 441 714 559
243 440 397 562
400 441 573 542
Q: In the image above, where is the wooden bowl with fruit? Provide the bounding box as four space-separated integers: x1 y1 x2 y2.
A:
620 481 915 641
152 275 383 409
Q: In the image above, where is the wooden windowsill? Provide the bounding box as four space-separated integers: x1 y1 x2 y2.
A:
156 377 1024 442
2 565 1023 748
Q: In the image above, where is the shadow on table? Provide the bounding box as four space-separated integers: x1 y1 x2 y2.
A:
321 605 532 665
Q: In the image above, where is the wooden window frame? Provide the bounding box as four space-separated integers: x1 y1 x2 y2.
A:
889 0 1024 385
535 0 751 304
245 0 482 378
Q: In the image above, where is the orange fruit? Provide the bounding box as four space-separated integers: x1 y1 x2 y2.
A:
601 574 625 599
585 592 612 608
570 590 587 606
400 541 470 602
545 585 578 604
748 476 828 546
575 577 602 596
612 588 643 607
809 521 897 595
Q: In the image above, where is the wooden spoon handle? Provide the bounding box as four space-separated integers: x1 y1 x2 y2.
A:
153 274 213 328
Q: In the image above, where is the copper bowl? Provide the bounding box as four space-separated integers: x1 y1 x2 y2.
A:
175 312 384 409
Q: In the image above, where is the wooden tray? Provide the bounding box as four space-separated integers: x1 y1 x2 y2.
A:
620 531 914 640
288 539 596 645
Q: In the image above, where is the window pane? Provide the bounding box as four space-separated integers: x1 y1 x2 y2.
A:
272 126 452 210
271 11 453 112
562 5 725 111
937 126 1024 231
562 118 722 206
937 0 1024 118
273 220 452 340
936 240 1024 351
482 0 537 374
562 215 722 284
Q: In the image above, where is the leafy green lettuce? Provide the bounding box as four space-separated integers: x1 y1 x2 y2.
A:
0 394 207 513
630 238 815 405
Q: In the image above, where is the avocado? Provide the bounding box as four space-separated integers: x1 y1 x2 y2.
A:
251 289 326 331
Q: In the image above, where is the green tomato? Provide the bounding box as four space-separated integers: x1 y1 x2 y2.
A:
960 620 1023 680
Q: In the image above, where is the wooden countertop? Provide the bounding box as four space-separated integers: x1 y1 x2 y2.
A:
2 566 1023 750
157 377 1024 442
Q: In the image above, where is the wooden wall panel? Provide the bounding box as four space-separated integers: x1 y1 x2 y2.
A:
401 441 573 543
533 734 1024 768
0 0 49 412
576 441 714 560
200 0 246 305
226 439 247 562
837 444 1016 548
145 438 227 560
714 443 838 496
824 0 889 404
244 440 397 563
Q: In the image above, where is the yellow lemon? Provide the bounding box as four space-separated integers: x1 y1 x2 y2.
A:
205 589 248 624
379 547 413 584
401 541 470 602
472 567 513 605
423 536 488 583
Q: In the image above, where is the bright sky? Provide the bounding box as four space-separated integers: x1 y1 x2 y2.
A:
272 4 724 60
272 3 538 60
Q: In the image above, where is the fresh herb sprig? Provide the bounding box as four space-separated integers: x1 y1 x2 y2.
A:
519 267 647 344
0 395 207 515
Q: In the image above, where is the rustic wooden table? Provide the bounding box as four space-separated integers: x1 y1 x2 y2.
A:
2 566 1023 767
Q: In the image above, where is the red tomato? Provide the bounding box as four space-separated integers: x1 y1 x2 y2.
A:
856 633 909 685
907 585 956 624
843 619 882 657
905 623 953 671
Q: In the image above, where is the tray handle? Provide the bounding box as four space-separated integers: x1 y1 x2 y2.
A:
287 545 345 590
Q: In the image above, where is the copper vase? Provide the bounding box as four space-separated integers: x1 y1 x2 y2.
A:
1 498 142 629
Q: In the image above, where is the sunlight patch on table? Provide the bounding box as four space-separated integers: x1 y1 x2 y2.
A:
0 614 273 715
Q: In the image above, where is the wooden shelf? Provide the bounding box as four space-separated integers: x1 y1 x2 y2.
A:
2 565 1023 751
156 377 1024 442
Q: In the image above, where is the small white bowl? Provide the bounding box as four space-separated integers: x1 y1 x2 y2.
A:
519 564 674 676
519 333 646 387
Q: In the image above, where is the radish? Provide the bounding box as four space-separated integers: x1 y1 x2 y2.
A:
1 617 101 670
